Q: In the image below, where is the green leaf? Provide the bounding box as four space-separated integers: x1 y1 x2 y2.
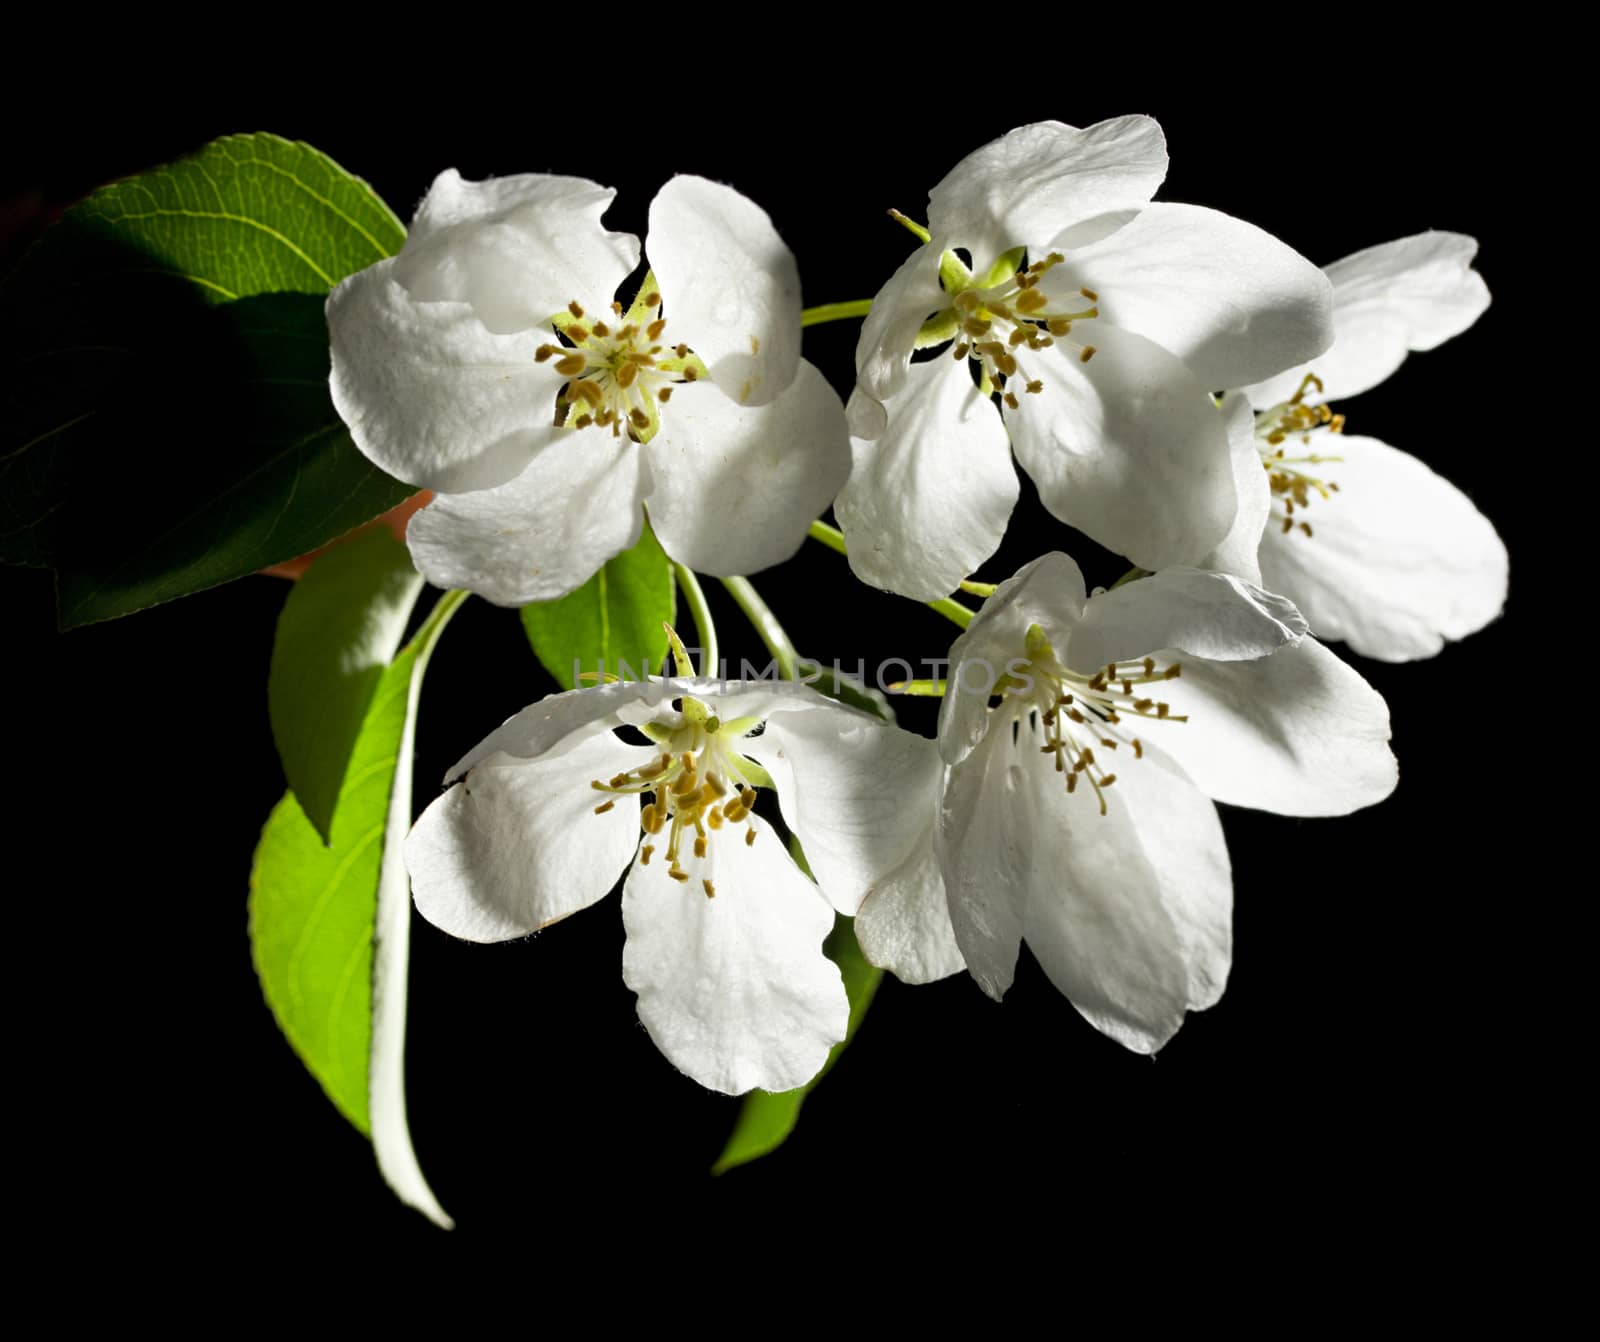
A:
249 589 465 1227
0 133 414 625
520 523 675 689
268 527 423 844
712 912 883 1175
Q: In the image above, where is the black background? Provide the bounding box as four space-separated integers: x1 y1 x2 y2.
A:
5 58 1546 1268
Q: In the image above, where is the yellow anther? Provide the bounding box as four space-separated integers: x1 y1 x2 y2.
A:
1016 288 1048 314
568 300 585 318
1079 345 1097 363
592 321 610 338
694 835 708 858
566 323 589 343
1080 286 1098 301
572 379 603 406
707 808 724 830
644 291 661 308
1100 773 1117 788
1047 318 1073 336
646 318 666 341
1132 740 1143 758
594 800 615 815
658 387 673 403
1164 664 1182 679
629 408 650 430
555 353 587 377
669 867 690 883
1157 703 1170 718
1026 380 1043 395
703 879 716 899
745 826 756 846
616 361 638 389
1005 392 1020 410
640 844 654 865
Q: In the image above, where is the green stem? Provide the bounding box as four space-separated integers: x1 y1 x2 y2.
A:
720 576 799 682
801 299 873 328
928 597 974 630
412 587 469 653
959 579 997 598
674 563 719 675
888 679 947 697
807 518 848 556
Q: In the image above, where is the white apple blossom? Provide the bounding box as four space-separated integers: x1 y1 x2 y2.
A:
923 552 1396 1052
328 171 848 605
836 117 1337 601
404 673 940 1095
1232 232 1505 661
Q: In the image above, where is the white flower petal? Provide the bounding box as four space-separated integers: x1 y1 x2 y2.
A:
1066 567 1305 674
621 814 847 1095
406 433 646 605
645 362 848 577
327 260 562 492
406 728 643 942
1015 734 1231 1052
1245 231 1491 406
1257 434 1508 661
852 242 948 424
1198 394 1271 585
834 357 1018 602
927 117 1168 263
1152 637 1398 816
1044 203 1334 390
936 722 1025 1000
855 840 965 985
394 169 640 334
742 702 944 916
938 551 1088 767
647 175 801 408
1006 325 1235 570
443 679 670 782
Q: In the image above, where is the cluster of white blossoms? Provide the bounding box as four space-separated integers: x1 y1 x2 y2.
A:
328 116 1505 1093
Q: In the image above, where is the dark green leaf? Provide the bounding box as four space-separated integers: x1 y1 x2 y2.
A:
520 523 675 689
712 912 884 1175
268 527 423 844
1 133 413 624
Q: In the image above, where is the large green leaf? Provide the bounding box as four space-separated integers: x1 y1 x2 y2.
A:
712 913 883 1175
249 589 465 1227
1 133 413 625
520 523 675 689
268 528 423 844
